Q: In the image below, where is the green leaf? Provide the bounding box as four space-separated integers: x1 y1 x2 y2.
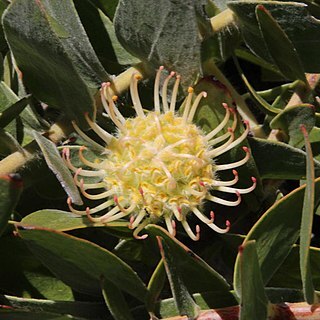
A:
18 227 148 300
20 210 132 239
0 310 83 320
0 81 43 144
248 137 320 180
155 291 238 319
146 225 235 299
114 238 160 268
101 276 134 320
270 104 315 148
255 5 306 83
114 0 202 87
0 0 8 52
238 241 269 320
0 236 73 300
198 233 244 282
0 94 30 129
3 0 109 124
233 54 282 115
146 260 166 313
88 0 119 20
157 236 200 319
213 1 228 11
33 132 83 206
0 295 107 319
235 48 283 77
234 176 320 296
0 129 22 157
155 288 307 319
269 245 320 291
228 1 320 72
21 210 103 231
300 126 318 304
309 128 320 166
0 174 22 236
74 0 139 73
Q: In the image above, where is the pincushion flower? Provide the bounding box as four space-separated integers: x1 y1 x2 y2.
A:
63 67 256 240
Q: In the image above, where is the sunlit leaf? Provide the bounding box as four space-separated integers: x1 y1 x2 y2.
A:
146 260 166 314
155 288 308 319
21 210 102 231
0 94 30 129
33 132 83 206
146 225 235 299
88 0 119 20
0 81 44 144
299 126 318 304
270 104 315 147
212 1 229 12
21 210 132 240
3 0 109 124
234 176 320 295
114 0 202 88
238 241 269 320
0 129 22 157
157 236 200 319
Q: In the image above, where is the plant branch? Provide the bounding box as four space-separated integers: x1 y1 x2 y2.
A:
210 9 235 33
0 119 72 176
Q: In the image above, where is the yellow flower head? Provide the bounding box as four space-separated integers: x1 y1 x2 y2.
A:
63 67 256 240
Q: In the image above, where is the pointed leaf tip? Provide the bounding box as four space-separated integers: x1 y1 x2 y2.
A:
256 4 266 12
1 173 23 189
238 244 244 255
300 123 317 304
300 124 307 135
33 131 83 206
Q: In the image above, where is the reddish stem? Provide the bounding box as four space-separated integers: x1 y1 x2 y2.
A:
162 303 320 320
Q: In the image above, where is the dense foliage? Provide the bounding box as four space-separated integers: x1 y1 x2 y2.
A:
1 0 320 319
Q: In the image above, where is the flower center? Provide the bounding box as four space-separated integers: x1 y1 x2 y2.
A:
104 111 213 217
65 67 256 240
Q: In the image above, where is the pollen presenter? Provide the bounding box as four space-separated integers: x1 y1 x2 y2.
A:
63 67 256 240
